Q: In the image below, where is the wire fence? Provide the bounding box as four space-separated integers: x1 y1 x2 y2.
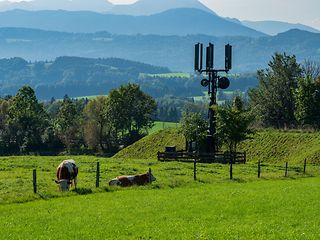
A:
0 156 319 204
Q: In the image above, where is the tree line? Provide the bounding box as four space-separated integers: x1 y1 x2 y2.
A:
249 53 320 129
180 53 320 154
0 83 156 155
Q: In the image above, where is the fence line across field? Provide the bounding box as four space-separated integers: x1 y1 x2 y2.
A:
28 159 319 194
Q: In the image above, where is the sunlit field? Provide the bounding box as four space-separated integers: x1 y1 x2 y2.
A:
0 155 320 239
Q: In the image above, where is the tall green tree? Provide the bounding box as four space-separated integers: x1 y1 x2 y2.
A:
294 76 320 128
54 96 83 152
0 98 12 153
249 53 302 128
8 86 48 152
84 96 116 151
108 83 157 145
216 97 254 154
180 111 207 151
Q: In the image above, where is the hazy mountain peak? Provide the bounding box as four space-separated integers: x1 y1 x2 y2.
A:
108 0 216 16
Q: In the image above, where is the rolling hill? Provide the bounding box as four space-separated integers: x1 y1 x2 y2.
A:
0 56 172 99
115 128 320 164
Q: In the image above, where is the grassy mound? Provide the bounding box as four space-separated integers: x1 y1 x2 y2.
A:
116 128 320 163
113 128 185 159
239 130 320 164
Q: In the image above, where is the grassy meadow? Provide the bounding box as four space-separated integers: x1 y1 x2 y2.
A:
1 168 320 239
2 128 320 239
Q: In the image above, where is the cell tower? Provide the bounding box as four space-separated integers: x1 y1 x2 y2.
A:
194 43 232 153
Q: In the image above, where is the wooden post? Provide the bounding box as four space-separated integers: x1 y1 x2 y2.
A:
148 168 152 183
244 151 247 163
303 159 307 174
258 160 261 178
96 162 100 188
285 162 288 177
230 160 233 180
33 169 37 194
194 159 197 181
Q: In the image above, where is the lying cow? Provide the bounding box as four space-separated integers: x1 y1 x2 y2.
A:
55 159 78 191
109 171 156 187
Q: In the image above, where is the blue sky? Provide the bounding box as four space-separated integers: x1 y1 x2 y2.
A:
110 0 320 29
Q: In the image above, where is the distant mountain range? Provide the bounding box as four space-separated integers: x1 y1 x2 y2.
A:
0 27 319 73
0 0 213 15
0 0 318 37
0 9 265 37
242 20 320 35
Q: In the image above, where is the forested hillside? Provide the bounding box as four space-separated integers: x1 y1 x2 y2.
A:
0 56 257 100
0 56 172 99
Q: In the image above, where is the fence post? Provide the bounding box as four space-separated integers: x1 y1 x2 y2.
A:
194 159 197 181
96 162 100 188
258 161 261 178
230 158 233 180
244 151 247 163
33 169 37 194
303 159 307 174
285 162 288 177
148 168 152 183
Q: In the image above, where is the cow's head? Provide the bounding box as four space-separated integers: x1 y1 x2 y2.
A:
147 172 156 183
55 179 71 191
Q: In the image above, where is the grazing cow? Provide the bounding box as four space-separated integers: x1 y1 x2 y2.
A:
55 159 78 191
109 171 156 187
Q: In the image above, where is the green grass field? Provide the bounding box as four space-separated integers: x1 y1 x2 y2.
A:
0 155 318 205
1 171 320 239
148 121 179 134
2 129 320 239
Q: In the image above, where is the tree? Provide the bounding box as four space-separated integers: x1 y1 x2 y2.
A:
216 97 254 154
84 96 116 151
54 96 83 152
7 86 48 152
294 76 320 128
249 53 302 128
180 111 207 152
108 83 157 145
0 98 12 153
302 59 320 80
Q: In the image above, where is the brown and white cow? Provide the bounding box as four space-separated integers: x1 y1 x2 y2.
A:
55 159 78 191
109 171 156 187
